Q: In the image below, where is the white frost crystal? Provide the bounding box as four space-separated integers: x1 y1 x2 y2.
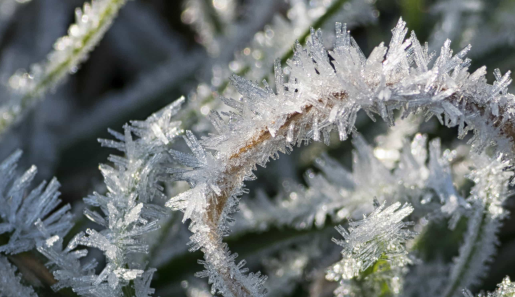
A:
327 202 416 280
0 255 37 297
0 150 72 255
463 276 515 297
37 98 184 296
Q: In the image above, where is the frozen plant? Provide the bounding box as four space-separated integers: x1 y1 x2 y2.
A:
0 255 37 297
160 17 515 296
328 201 416 278
463 277 515 297
0 0 128 136
0 150 72 255
4 1 515 297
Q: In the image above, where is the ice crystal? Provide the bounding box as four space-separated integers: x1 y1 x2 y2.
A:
37 97 184 296
327 202 416 279
463 276 515 297
0 255 37 297
235 132 464 233
0 150 72 255
442 154 513 297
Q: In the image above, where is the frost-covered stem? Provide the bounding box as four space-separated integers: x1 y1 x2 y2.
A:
0 0 128 135
441 154 508 297
206 89 514 228
442 204 487 297
205 223 253 296
198 91 511 295
168 20 515 296
205 101 332 225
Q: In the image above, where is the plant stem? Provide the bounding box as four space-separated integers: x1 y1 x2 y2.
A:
0 0 128 135
442 203 488 297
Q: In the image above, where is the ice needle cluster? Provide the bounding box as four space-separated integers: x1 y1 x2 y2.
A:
0 150 72 254
156 17 515 296
0 150 71 295
36 98 185 296
327 202 416 281
4 5 515 296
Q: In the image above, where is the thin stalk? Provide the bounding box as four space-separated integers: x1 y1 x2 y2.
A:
0 0 128 135
442 204 488 297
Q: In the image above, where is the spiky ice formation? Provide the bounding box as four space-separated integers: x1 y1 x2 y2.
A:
327 202 416 279
164 18 515 296
0 0 128 135
463 276 515 297
0 150 72 255
442 154 513 297
37 98 184 296
235 132 466 233
0 255 37 297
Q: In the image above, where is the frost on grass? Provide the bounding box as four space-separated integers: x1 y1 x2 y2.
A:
324 201 416 297
327 202 416 280
37 98 184 296
235 132 465 233
0 255 37 297
162 17 515 296
463 276 515 297
0 150 72 255
0 0 128 135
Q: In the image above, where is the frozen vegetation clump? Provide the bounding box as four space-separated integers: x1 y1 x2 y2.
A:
3 0 515 296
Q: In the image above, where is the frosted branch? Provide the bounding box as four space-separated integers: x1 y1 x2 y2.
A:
37 97 184 296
